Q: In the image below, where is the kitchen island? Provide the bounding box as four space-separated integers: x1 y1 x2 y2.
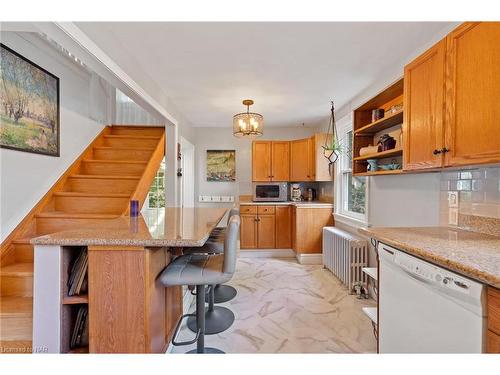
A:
31 207 228 354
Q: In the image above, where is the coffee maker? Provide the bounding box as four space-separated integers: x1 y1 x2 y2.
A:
290 184 302 201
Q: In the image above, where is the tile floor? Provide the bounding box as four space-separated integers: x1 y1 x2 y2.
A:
172 258 377 353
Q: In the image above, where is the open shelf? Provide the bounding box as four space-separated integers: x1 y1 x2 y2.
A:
353 148 402 162
63 295 89 305
362 307 378 324
68 346 89 354
354 169 403 177
354 109 403 135
362 267 378 281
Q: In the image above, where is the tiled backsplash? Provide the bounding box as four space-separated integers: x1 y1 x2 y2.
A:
440 166 500 236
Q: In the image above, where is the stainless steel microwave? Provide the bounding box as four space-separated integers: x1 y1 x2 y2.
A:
252 182 288 202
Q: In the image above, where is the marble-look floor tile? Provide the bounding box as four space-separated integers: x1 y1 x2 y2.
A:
172 258 376 354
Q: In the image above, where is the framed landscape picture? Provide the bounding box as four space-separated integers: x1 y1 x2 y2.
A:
0 43 60 156
206 150 236 182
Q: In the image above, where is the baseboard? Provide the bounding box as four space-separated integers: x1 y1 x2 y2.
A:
239 249 295 258
295 253 323 265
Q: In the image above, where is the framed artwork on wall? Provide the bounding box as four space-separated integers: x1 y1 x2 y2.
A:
206 150 236 182
0 43 60 157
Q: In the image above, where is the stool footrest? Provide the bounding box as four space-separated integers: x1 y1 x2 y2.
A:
171 313 201 347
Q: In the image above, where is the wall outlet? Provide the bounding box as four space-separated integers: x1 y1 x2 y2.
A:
448 207 459 225
448 191 459 208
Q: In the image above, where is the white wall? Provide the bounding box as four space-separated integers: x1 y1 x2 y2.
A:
193 126 319 206
0 32 104 239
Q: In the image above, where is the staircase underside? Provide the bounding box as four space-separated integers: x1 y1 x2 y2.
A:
0 125 165 353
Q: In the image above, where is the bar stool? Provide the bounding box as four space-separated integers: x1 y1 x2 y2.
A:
200 208 239 303
159 215 240 354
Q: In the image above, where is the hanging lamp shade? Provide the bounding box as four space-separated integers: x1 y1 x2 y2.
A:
233 99 264 137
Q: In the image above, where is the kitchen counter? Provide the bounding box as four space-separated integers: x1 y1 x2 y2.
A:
359 226 500 288
239 201 334 208
31 207 228 248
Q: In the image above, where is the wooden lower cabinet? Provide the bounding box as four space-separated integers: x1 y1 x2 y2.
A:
292 207 333 254
487 286 500 353
239 204 332 252
240 214 258 249
276 206 292 248
257 214 276 248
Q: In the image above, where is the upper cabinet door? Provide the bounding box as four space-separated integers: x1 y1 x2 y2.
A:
252 141 272 181
403 39 446 170
271 141 290 181
444 22 500 167
290 138 311 181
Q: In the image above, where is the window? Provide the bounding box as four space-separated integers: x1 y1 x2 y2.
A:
336 116 367 223
146 158 166 209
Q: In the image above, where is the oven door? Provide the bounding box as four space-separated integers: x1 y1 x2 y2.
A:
253 183 286 201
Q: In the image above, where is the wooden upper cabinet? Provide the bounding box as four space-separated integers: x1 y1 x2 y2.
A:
252 141 272 181
444 22 500 167
313 134 333 181
403 39 446 170
290 138 312 181
271 141 290 181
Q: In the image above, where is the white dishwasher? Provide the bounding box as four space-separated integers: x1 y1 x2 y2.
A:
378 242 487 353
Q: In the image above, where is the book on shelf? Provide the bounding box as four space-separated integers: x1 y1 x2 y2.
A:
67 248 88 296
70 305 88 349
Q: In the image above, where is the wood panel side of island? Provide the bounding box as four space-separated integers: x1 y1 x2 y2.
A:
88 245 181 353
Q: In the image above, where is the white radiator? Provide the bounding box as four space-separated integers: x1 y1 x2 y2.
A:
322 227 368 293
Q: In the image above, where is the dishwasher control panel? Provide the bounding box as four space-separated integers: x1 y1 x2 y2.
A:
379 243 472 295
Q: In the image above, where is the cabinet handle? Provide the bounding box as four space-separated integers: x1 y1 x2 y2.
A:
433 149 442 155
441 147 450 153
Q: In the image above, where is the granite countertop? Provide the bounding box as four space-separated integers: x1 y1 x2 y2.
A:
31 207 228 248
239 201 334 208
359 226 500 289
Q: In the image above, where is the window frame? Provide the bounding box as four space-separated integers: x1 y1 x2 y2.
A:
334 113 369 226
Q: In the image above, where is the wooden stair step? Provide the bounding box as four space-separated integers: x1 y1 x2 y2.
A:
66 174 140 194
110 125 164 137
80 159 147 176
0 297 33 342
69 174 141 180
12 238 34 263
53 192 130 215
54 192 130 198
92 146 155 161
0 262 33 277
102 134 160 148
0 340 32 353
0 263 33 297
0 296 33 318
36 212 120 219
104 134 161 140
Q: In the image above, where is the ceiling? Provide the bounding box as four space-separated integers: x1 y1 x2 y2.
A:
75 22 453 128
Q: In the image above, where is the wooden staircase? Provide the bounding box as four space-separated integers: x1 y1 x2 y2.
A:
0 125 165 353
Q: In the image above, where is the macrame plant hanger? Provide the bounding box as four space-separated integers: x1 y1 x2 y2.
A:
322 101 340 176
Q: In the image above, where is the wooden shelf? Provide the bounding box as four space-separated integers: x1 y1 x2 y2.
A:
68 346 89 354
353 148 402 162
62 295 88 305
362 307 377 324
354 109 403 135
362 267 378 281
354 169 403 177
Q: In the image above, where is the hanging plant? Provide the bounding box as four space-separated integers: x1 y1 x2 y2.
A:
322 101 342 175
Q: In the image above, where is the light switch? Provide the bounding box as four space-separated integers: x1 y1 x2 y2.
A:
448 191 459 208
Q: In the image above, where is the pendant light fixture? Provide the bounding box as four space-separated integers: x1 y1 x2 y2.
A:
233 99 264 137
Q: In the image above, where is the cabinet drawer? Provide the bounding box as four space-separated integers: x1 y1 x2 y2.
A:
488 287 500 335
257 206 275 215
240 205 257 215
487 330 500 353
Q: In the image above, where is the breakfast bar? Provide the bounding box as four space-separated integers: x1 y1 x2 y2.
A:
30 207 229 354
